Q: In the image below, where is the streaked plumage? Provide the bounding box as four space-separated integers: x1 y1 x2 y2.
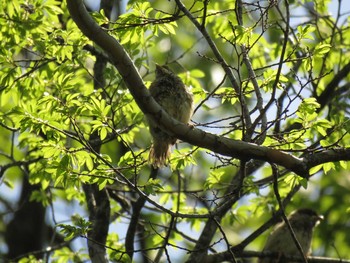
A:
259 209 322 263
147 65 193 168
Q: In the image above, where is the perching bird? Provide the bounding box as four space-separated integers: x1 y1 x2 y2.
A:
147 64 193 168
259 208 323 263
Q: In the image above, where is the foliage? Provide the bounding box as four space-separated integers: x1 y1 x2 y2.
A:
0 0 350 262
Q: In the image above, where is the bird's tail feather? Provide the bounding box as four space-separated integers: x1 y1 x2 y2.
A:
149 140 171 168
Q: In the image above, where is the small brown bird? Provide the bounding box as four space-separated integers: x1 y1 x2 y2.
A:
147 64 193 168
259 208 322 263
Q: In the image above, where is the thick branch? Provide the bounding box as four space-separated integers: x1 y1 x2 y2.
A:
315 62 350 107
125 167 158 260
83 185 110 263
66 0 350 178
305 148 350 169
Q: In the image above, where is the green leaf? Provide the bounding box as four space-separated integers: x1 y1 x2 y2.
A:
314 43 331 57
190 69 205 78
3 179 15 189
144 178 164 196
299 178 308 189
204 171 224 189
323 162 335 174
297 24 315 41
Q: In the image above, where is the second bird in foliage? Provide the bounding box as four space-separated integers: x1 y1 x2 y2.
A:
259 208 323 263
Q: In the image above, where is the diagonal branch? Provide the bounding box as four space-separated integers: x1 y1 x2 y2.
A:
173 0 253 136
66 0 350 177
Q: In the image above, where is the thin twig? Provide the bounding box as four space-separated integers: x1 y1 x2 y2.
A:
271 164 308 263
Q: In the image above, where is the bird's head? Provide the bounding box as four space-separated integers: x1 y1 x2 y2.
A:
289 208 323 228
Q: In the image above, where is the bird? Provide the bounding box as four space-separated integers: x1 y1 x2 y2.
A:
259 208 323 263
147 64 194 168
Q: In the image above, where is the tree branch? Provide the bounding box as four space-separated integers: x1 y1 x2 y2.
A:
173 0 253 136
83 184 110 263
271 164 308 263
125 167 158 260
66 0 350 177
306 148 350 168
